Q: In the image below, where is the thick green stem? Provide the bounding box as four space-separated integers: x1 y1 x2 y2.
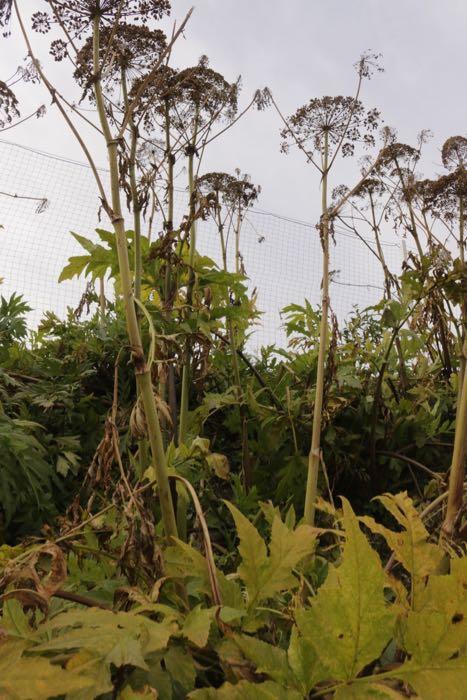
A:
304 133 329 525
178 111 199 446
442 195 467 537
92 17 177 539
442 361 467 538
121 70 142 301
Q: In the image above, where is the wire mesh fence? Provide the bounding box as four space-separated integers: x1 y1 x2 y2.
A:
0 139 403 349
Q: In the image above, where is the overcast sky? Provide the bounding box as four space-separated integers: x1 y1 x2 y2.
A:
3 0 467 223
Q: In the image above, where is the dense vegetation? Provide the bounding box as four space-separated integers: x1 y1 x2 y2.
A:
0 1 465 698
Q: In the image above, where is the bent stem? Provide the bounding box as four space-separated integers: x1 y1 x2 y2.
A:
304 132 329 525
92 16 177 539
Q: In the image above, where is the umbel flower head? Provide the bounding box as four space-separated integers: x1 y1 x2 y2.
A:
281 95 381 163
31 0 171 39
0 0 12 35
196 171 260 210
0 79 19 129
132 57 239 142
171 56 239 131
73 23 167 93
441 135 467 171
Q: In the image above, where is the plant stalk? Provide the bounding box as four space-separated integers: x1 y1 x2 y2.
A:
92 16 177 539
304 132 329 525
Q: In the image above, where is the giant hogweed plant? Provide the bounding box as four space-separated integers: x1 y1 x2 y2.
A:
275 53 384 525
0 492 465 698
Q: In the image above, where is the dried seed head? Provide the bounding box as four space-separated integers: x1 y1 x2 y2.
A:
281 95 381 161
74 23 167 97
196 171 260 210
0 80 19 129
441 136 467 171
31 1 171 39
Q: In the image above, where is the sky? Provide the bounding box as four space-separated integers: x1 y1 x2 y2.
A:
3 0 467 223
0 1 465 345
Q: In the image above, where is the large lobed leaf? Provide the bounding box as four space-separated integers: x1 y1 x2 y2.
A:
224 501 317 607
295 497 394 684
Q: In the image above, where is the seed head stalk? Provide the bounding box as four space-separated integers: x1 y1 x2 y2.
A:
304 130 330 525
92 15 177 539
178 105 200 446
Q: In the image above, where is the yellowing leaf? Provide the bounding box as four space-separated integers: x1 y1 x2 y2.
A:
206 453 230 479
33 608 172 668
232 633 295 688
334 682 405 698
189 680 302 699
224 502 269 606
0 642 92 700
287 625 323 694
66 649 113 700
401 563 467 663
360 492 444 609
395 656 467 700
164 539 243 609
225 502 316 607
267 518 316 594
182 605 215 647
295 498 394 683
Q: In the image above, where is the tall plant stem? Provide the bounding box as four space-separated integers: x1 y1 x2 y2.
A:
121 70 142 301
304 132 329 525
442 195 467 538
178 109 200 445
162 100 178 439
216 207 251 489
369 194 407 388
394 158 424 260
92 17 177 539
442 361 467 538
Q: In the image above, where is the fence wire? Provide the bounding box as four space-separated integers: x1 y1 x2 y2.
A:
0 139 403 349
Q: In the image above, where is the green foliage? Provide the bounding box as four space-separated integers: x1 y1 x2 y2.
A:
0 292 31 345
1 493 465 698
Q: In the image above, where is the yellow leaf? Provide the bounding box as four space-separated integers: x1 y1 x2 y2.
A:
225 502 316 607
189 679 302 699
182 605 215 648
0 641 92 700
360 492 444 609
295 498 394 683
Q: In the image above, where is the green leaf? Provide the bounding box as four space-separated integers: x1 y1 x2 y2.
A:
233 633 295 687
58 255 91 282
295 497 394 683
164 645 197 693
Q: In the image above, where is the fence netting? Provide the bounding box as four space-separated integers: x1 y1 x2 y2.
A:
0 139 404 350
